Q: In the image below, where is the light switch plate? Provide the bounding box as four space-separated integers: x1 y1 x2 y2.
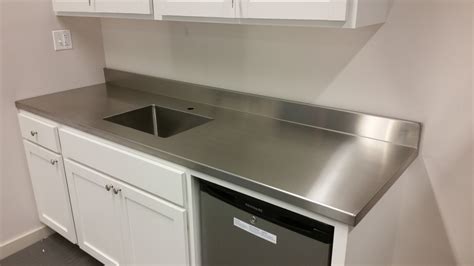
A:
52 30 73 51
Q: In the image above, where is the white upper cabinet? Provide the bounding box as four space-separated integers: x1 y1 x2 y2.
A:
240 0 347 21
155 0 235 19
153 0 390 28
53 0 93 12
53 0 153 15
95 0 152 14
53 0 390 29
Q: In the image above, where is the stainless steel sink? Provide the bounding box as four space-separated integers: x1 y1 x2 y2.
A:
104 105 212 138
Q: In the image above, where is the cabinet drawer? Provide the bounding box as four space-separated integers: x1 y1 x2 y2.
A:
59 127 186 206
18 111 60 153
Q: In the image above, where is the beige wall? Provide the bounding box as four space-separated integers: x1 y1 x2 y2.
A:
0 0 105 244
101 0 473 265
471 4 474 264
0 0 4 248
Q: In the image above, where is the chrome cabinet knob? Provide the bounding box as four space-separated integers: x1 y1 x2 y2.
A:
30 131 38 137
250 216 257 225
50 159 58 166
113 188 122 195
105 184 113 191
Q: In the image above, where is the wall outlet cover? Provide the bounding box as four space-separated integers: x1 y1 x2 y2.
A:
52 30 73 51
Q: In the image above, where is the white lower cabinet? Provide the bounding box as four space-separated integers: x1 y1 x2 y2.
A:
65 159 189 266
23 141 77 243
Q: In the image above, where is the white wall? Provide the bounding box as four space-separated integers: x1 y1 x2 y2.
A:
101 0 473 265
0 0 105 248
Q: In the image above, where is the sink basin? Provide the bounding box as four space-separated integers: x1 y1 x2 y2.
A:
104 105 212 138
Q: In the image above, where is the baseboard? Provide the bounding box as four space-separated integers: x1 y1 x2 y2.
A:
0 226 54 260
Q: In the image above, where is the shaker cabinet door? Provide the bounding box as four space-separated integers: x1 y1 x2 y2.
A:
95 0 152 14
23 141 77 243
119 182 189 265
64 160 124 266
52 0 94 12
155 0 235 19
240 0 348 21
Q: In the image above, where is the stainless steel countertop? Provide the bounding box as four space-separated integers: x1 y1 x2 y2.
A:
16 70 421 226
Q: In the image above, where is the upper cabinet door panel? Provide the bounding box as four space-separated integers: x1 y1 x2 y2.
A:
95 0 152 14
53 0 94 12
155 0 235 18
240 0 348 21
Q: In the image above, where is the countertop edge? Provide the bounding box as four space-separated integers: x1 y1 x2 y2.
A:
354 150 420 225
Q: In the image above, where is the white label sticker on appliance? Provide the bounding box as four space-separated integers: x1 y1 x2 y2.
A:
233 217 277 244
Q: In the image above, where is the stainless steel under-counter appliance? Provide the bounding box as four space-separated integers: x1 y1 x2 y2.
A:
200 180 334 266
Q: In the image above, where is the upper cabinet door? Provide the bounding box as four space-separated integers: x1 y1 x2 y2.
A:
155 0 235 19
23 141 77 244
95 0 152 14
53 0 94 12
240 0 348 21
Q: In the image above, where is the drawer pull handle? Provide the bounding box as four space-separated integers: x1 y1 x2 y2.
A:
113 188 122 195
105 184 114 191
30 131 38 137
50 159 58 166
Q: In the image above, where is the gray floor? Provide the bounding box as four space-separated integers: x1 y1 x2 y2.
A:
0 233 102 266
